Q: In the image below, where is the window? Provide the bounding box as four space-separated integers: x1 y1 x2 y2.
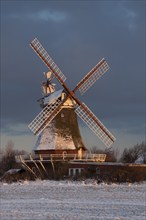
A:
69 168 85 176
69 168 73 176
75 169 79 175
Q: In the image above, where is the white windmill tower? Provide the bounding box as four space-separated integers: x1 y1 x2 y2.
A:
28 38 116 158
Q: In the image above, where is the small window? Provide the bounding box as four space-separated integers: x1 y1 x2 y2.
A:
76 169 79 175
69 168 74 176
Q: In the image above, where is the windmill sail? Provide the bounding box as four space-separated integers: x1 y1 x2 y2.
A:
30 38 66 85
75 103 116 147
28 97 65 136
74 58 109 95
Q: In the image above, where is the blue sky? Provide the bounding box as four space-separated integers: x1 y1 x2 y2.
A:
1 0 145 153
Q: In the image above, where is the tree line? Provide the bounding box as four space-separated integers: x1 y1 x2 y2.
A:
90 141 146 163
0 140 145 182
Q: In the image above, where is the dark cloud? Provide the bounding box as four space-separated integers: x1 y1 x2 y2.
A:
1 1 145 150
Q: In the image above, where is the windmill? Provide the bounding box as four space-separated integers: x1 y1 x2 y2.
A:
28 38 116 155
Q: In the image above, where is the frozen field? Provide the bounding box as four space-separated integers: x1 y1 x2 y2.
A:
0 180 145 220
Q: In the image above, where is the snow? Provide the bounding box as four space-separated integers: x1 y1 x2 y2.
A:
34 122 76 151
34 122 56 150
135 155 145 164
44 89 63 105
1 169 22 175
0 180 145 220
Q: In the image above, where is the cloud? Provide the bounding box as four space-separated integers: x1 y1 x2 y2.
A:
1 133 36 152
10 9 67 22
104 2 138 32
122 6 137 31
1 122 30 136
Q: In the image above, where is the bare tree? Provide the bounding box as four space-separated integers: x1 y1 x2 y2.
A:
0 140 16 176
90 145 118 162
120 142 146 163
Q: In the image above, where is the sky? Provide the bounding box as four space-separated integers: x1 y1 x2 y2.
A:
1 0 145 154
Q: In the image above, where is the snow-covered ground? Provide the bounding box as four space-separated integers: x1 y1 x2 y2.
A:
0 180 145 220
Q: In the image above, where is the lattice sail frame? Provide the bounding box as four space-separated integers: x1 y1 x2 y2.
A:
75 103 116 147
30 38 66 84
28 98 64 136
76 58 109 95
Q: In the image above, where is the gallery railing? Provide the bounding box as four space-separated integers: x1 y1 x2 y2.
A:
15 153 106 163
